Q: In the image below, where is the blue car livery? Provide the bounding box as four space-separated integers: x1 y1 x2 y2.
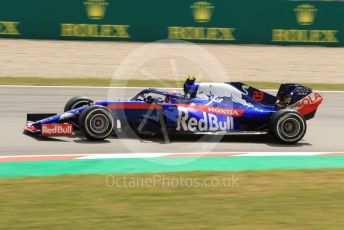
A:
24 78 323 144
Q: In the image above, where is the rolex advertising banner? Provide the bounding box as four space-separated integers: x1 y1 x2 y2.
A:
0 0 343 46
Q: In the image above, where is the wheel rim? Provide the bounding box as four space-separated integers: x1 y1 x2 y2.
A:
275 113 306 143
89 114 110 134
280 117 301 138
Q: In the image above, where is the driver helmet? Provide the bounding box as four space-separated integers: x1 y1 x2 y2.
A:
183 76 196 97
165 89 179 103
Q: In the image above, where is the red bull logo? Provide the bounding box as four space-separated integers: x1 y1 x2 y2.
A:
176 107 234 132
42 124 73 136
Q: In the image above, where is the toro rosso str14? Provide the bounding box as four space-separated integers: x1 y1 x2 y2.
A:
24 78 323 144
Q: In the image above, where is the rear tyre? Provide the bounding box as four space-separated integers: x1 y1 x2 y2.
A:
270 109 306 144
79 105 114 141
64 96 93 112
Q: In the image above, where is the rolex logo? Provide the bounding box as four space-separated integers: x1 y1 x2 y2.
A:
84 0 108 20
190 1 214 23
294 4 317 25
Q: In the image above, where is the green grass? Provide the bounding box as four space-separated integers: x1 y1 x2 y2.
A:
1 169 344 229
0 76 344 90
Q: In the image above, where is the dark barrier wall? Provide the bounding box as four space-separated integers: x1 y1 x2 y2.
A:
0 0 343 46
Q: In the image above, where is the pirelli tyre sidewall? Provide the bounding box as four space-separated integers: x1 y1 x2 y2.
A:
79 105 114 141
64 96 94 129
64 96 93 112
270 109 307 144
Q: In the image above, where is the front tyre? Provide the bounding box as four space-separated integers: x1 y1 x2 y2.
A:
79 105 114 141
64 96 94 129
270 109 306 144
64 96 93 112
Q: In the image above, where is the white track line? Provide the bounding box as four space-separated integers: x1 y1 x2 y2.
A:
78 153 168 159
78 152 341 159
0 152 342 161
234 152 320 156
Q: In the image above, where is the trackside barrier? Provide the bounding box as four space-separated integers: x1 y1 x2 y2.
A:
0 0 343 46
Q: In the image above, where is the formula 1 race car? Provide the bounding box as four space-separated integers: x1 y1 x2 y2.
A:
24 77 323 144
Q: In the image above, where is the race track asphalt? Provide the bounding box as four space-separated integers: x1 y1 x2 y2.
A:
0 86 343 155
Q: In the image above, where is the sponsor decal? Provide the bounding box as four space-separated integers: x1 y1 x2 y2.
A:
207 106 243 117
0 21 20 35
252 90 264 102
288 92 323 116
240 85 264 102
296 92 322 107
191 1 214 23
272 29 338 43
168 27 235 41
177 104 243 117
168 1 235 41
61 24 130 38
272 4 338 43
84 0 108 20
294 4 317 26
60 0 130 39
176 107 234 132
241 85 249 95
294 86 311 96
42 124 73 136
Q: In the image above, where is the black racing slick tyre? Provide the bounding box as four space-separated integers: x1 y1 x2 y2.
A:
79 105 114 141
64 96 93 112
270 109 307 144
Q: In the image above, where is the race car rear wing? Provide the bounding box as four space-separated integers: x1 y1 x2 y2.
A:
286 92 323 120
